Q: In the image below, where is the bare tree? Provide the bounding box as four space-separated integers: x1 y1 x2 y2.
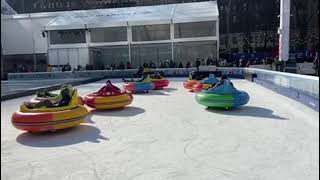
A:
225 0 231 51
292 0 319 48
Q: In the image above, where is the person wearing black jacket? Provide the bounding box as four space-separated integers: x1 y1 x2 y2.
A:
24 85 73 109
196 58 201 71
210 75 234 89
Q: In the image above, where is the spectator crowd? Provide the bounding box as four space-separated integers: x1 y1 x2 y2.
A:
11 50 318 77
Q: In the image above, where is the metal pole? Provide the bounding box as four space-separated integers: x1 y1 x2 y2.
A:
170 22 174 62
31 20 37 72
170 4 176 63
128 43 131 63
33 53 37 72
216 19 220 64
57 50 60 71
1 46 3 79
67 48 70 64
77 48 80 68
278 0 290 63
127 24 132 63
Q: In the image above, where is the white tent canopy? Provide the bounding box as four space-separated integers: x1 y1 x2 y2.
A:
45 1 219 30
173 1 219 23
1 0 17 15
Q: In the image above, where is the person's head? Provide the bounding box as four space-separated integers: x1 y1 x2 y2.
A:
61 84 73 94
221 75 228 80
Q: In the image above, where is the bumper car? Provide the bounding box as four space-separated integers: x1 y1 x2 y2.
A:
83 81 133 110
123 75 155 93
183 71 202 89
192 74 219 93
195 80 249 109
11 89 89 133
150 73 169 89
183 79 200 89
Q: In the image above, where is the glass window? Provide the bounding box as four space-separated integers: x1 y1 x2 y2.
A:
4 54 34 73
131 43 172 68
173 41 217 67
90 46 129 70
90 27 127 43
50 29 86 44
174 21 216 38
35 53 48 72
132 24 170 41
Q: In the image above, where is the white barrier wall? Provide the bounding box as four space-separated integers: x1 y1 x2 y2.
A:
296 63 315 75
249 64 271 70
244 68 319 98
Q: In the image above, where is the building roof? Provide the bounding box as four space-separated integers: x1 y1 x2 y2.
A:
45 1 219 30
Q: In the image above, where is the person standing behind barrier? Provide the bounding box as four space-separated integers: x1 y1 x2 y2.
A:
126 61 132 69
160 61 165 68
206 56 212 65
239 59 243 67
201 58 205 65
186 61 191 69
143 62 148 68
213 58 218 66
246 59 251 67
47 65 52 72
196 58 201 71
165 60 170 68
178 62 183 68
136 66 143 77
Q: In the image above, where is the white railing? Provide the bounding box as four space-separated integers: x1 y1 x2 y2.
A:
244 68 319 98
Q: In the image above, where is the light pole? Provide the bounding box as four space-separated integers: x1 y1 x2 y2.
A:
278 0 290 71
1 44 3 79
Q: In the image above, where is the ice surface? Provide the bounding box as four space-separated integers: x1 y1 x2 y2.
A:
1 78 319 180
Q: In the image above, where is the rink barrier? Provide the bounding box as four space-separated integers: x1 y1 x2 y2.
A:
7 68 318 111
7 69 138 80
243 68 319 112
1 77 104 101
8 66 245 80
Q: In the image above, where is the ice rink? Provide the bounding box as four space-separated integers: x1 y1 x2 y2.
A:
1 78 319 180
